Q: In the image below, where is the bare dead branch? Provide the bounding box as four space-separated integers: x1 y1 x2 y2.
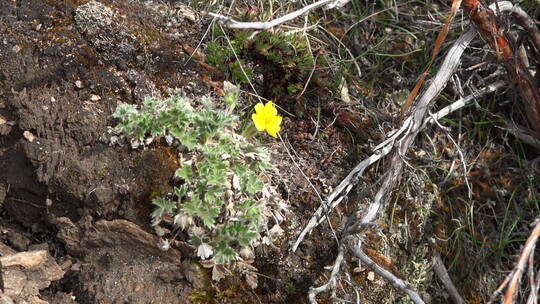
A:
349 242 425 304
209 0 335 30
423 80 506 127
433 251 465 304
463 0 540 136
308 245 346 303
489 219 540 304
292 25 481 252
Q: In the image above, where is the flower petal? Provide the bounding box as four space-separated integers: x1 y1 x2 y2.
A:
254 103 264 114
265 116 282 138
266 127 277 138
252 113 266 131
264 101 278 117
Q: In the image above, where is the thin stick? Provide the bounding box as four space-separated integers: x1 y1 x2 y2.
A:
209 0 334 30
422 81 506 127
489 219 540 304
349 242 425 304
433 251 465 304
308 245 346 304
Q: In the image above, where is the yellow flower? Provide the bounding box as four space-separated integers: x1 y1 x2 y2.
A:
252 101 282 138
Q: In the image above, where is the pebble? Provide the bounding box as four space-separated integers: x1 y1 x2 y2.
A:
23 130 36 142
90 94 101 101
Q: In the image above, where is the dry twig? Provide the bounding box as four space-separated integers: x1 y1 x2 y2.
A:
489 219 540 304
349 242 425 304
308 245 346 304
433 252 465 304
210 0 336 30
463 0 540 136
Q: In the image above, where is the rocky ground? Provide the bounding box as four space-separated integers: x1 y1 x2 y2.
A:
1 0 539 304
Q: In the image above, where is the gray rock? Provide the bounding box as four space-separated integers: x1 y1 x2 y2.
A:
75 1 114 35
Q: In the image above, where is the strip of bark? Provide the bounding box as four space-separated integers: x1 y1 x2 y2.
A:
462 0 540 136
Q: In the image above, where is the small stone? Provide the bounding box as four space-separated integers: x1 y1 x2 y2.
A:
109 135 118 145
12 45 21 53
75 1 114 35
177 5 197 22
23 131 36 142
159 239 170 251
75 80 83 88
367 271 375 281
90 94 101 101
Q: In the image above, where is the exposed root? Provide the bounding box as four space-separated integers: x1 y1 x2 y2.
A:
349 241 425 304
433 251 465 304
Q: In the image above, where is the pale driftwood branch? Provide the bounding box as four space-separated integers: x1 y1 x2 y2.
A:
301 2 516 302
349 242 425 304
209 0 335 30
308 245 346 304
423 80 506 127
433 252 465 304
292 25 480 252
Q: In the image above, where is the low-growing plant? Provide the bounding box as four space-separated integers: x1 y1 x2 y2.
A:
206 24 333 96
113 94 277 264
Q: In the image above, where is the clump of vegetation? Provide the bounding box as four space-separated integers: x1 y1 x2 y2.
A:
113 94 284 264
206 26 332 96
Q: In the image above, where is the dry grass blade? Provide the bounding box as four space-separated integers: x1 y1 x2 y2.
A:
401 0 463 115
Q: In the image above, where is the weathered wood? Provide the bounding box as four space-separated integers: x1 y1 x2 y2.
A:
463 0 540 136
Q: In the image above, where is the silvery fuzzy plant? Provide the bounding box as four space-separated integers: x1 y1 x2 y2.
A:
113 91 286 265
